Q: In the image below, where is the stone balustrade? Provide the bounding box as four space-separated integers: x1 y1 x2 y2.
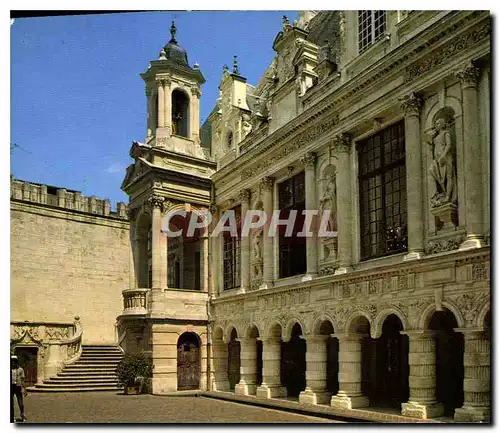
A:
10 178 128 219
122 288 149 315
10 316 83 381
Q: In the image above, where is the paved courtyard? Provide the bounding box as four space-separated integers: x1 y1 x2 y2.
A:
14 392 340 423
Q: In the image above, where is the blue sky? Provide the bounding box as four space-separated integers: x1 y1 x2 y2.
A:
10 11 299 207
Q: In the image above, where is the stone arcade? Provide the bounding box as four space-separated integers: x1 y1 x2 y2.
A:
11 11 490 422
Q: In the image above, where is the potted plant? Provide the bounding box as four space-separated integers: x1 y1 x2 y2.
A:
116 353 152 395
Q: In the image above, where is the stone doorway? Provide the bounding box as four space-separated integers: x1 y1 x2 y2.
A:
429 309 464 417
281 323 306 397
177 332 200 390
14 346 38 387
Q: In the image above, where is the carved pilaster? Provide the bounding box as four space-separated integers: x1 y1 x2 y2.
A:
456 61 481 89
400 92 422 117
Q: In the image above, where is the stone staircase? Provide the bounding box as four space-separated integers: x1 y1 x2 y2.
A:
28 345 123 392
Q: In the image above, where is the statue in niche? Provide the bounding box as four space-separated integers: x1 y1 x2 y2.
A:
319 171 338 261
425 117 458 207
319 171 338 232
241 114 252 138
252 226 263 261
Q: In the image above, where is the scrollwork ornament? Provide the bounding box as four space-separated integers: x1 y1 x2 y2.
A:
456 61 481 88
300 152 317 168
191 86 201 97
400 92 422 117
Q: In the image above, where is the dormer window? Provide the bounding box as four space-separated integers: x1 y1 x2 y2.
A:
358 11 387 53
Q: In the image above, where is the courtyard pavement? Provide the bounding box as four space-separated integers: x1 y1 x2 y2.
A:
13 391 341 423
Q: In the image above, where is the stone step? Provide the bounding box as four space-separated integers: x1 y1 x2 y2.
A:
58 371 117 377
46 377 118 383
65 364 118 368
35 381 120 388
28 386 122 393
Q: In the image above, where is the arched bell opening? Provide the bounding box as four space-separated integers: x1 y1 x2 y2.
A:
372 314 409 408
227 328 241 390
177 332 201 390
429 308 464 417
281 323 306 398
172 89 189 138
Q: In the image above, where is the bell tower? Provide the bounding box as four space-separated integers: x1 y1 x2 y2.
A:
119 21 216 395
142 21 206 158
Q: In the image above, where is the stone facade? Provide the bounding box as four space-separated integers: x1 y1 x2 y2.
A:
11 10 490 423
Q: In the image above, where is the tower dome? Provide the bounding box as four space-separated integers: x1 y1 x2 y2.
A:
163 20 189 66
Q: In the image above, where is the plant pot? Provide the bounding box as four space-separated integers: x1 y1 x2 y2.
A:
124 385 139 395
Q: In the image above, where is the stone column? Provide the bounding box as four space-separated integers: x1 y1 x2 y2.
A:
260 177 275 289
256 338 287 398
235 337 258 395
401 330 443 419
301 152 318 280
457 62 484 250
128 221 137 290
331 333 369 409
201 233 209 293
334 135 353 275
210 205 220 297
163 78 171 134
401 93 425 260
454 328 490 422
149 195 166 290
157 79 165 128
239 189 251 293
146 86 152 137
299 335 331 404
191 87 201 143
212 341 230 391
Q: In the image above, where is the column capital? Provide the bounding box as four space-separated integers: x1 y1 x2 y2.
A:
333 133 352 153
332 332 367 341
127 207 138 221
400 92 422 117
300 334 329 343
400 329 436 339
191 86 201 97
238 188 251 204
260 176 274 192
456 61 481 88
209 203 220 214
453 327 488 338
147 194 165 211
300 152 317 169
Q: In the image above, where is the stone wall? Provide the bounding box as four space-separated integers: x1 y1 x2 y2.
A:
11 180 130 344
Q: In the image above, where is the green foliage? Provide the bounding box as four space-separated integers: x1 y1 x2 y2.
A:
116 353 152 387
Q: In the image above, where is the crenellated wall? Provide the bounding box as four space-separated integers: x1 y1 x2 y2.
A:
11 179 131 344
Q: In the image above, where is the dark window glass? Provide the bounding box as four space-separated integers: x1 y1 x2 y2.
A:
278 172 307 278
223 206 241 290
358 121 407 260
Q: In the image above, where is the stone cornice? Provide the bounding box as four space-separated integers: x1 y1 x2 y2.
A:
213 12 489 185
